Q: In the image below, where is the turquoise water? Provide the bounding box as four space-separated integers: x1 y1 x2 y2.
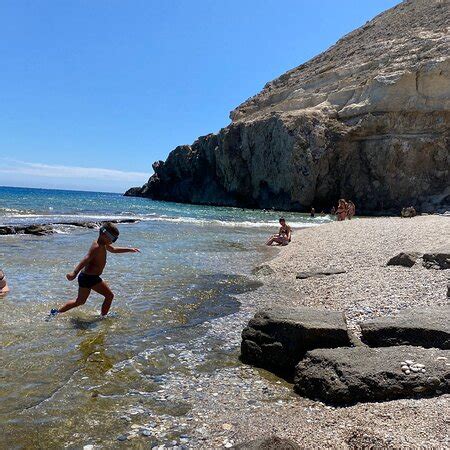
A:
0 186 332 448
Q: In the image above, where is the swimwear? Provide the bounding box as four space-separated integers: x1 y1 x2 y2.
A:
78 272 102 289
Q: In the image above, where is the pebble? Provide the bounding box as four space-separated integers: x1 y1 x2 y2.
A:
117 435 128 441
83 446 94 450
405 360 414 365
141 430 152 437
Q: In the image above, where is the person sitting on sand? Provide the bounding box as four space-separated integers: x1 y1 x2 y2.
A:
50 222 140 317
335 199 347 221
347 200 356 220
0 269 10 295
266 217 292 246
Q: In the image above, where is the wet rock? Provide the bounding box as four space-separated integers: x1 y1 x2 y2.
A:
294 346 450 405
387 252 421 268
22 225 54 236
360 307 450 349
0 226 16 235
422 248 450 269
295 268 347 279
251 264 275 277
241 306 351 377
233 436 301 449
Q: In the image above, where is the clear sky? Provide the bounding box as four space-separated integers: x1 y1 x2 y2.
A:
0 0 400 193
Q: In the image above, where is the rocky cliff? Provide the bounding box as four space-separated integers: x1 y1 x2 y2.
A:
126 0 450 214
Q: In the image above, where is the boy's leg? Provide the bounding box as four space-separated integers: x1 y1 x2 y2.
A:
58 287 91 313
91 281 114 316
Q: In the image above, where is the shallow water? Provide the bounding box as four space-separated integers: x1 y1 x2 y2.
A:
0 187 332 448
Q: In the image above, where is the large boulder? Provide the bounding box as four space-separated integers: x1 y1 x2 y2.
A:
422 249 450 269
360 307 450 349
387 252 421 267
294 346 450 405
241 307 351 376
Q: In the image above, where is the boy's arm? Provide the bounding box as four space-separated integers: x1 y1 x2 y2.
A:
66 245 96 280
106 244 140 254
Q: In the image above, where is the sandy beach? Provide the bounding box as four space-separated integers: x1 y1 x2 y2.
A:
148 215 449 448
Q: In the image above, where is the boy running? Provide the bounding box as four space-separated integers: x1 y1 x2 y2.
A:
50 222 139 317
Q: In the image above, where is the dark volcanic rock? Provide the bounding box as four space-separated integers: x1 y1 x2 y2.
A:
0 219 139 236
360 307 450 349
0 226 16 235
233 436 301 450
422 249 450 269
126 1 450 215
294 346 450 405
387 252 421 268
296 267 347 279
22 225 54 236
241 306 351 377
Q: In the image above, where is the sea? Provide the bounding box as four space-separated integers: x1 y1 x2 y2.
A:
0 186 332 448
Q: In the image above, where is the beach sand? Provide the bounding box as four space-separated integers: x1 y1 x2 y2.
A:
151 216 449 448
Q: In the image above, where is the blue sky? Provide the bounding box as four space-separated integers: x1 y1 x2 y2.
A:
0 0 400 193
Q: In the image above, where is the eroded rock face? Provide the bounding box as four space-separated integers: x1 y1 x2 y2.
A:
294 346 450 405
126 0 450 215
241 306 351 377
360 307 450 349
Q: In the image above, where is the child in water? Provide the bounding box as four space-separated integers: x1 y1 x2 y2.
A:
50 222 140 317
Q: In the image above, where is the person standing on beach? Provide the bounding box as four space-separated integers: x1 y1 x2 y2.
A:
266 217 292 246
347 201 356 219
0 269 10 295
335 199 347 221
310 207 315 218
50 222 140 317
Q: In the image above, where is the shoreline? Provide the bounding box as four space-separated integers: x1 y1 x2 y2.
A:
147 215 449 448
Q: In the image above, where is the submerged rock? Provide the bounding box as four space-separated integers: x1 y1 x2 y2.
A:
241 306 351 377
360 307 450 349
126 1 450 215
294 346 450 405
233 436 301 449
251 264 275 277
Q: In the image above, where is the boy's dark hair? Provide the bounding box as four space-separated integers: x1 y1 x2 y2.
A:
279 217 285 222
0 269 4 280
101 222 120 236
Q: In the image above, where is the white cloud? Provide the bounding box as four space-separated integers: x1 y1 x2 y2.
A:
0 159 148 182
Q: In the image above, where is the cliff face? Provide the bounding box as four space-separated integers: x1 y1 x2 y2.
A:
126 0 450 214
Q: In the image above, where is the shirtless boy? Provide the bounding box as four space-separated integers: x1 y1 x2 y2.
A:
266 217 292 246
50 222 140 317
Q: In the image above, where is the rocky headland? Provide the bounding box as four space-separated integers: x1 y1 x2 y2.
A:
126 0 449 215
